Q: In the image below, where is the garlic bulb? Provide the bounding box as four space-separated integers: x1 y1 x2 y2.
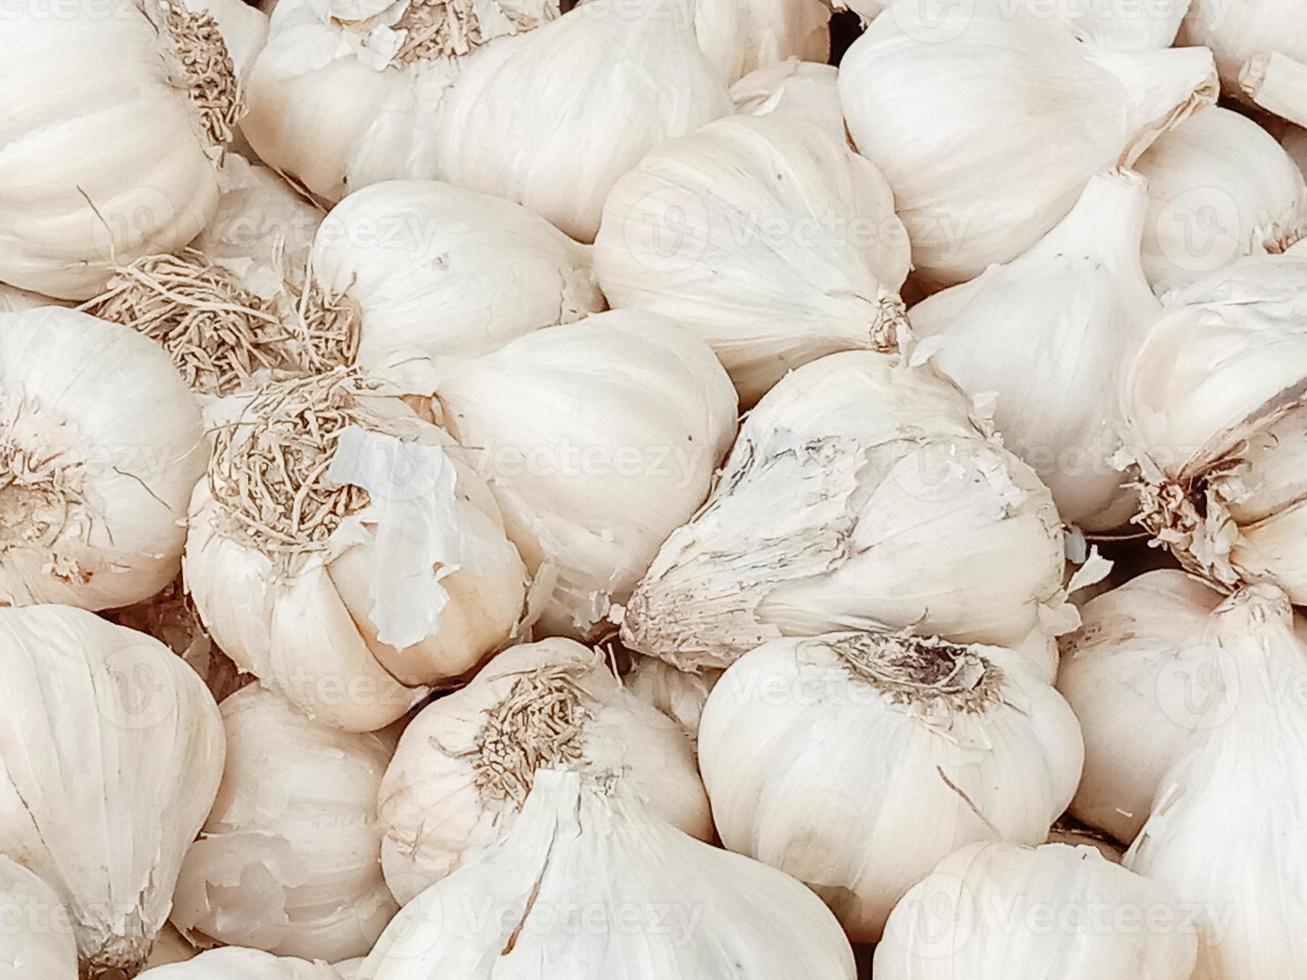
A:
172 685 397 962
0 857 78 979
141 948 345 978
360 770 858 979
910 169 1152 531
311 181 604 372
1125 584 1307 978
432 2 731 242
691 0 831 84
1135 107 1307 294
838 1 1217 288
1122 254 1307 601
376 637 711 904
0 605 225 977
624 654 722 743
698 631 1083 941
730 60 844 142
594 113 910 404
1056 0 1190 49
185 370 527 729
432 311 737 638
875 841 1197 978
0 308 206 610
0 0 238 299
1180 0 1307 97
621 351 1075 672
1057 570 1236 844
0 284 62 313
243 0 561 203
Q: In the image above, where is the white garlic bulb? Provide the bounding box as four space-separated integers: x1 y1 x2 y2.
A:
140 948 345 978
432 2 731 242
0 0 237 299
0 605 225 977
185 370 527 729
0 308 206 610
875 841 1197 978
839 0 1217 288
698 632 1083 941
432 311 738 638
172 685 397 962
1122 254 1307 601
1126 584 1307 978
377 637 711 904
0 857 79 979
594 113 910 405
624 654 722 743
1135 107 1307 294
360 770 857 979
622 351 1076 672
691 0 831 84
311 180 604 372
730 60 844 142
1180 0 1307 97
910 169 1153 531
1057 570 1235 845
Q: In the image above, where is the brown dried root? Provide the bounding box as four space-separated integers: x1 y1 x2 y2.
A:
870 290 910 354
152 0 243 151
1133 472 1243 590
392 0 556 65
830 633 1002 714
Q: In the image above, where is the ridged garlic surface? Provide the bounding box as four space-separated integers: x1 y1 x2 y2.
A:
594 113 910 405
624 654 722 743
432 2 731 242
0 308 207 610
0 857 79 979
0 0 236 299
730 60 844 142
140 947 345 978
376 637 711 904
242 0 561 202
172 685 397 962
432 311 738 639
621 351 1075 672
1123 255 1307 601
875 841 1197 978
911 170 1152 531
691 0 831 84
1126 584 1307 979
311 180 603 372
185 370 527 729
698 632 1083 941
838 0 1217 288
1135 107 1307 294
0 606 225 978
360 770 857 979
1180 0 1307 97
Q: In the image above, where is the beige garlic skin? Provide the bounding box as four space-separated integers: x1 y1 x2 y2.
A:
0 606 225 978
730 60 844 142
838 1 1217 289
145 925 200 969
172 685 398 962
376 637 712 904
698 632 1084 941
691 0 831 84
0 0 236 300
1181 0 1307 98
140 947 346 978
1135 107 1307 294
0 308 207 611
0 284 63 313
0 857 79 979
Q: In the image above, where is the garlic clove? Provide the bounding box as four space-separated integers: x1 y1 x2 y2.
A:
1180 0 1307 98
0 857 79 979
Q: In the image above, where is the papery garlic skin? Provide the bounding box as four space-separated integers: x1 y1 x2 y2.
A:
0 285 63 313
1057 0 1190 49
1136 108 1307 294
730 60 844 142
0 0 235 299
1180 0 1307 97
838 1 1217 288
624 654 722 743
172 685 397 962
698 632 1083 941
140 947 345 978
377 637 711 903
0 857 79 979
361 770 857 979
433 311 738 638
145 924 200 969
911 169 1152 531
594 114 910 405
692 0 831 84
875 841 1197 979
433 2 731 242
1126 584 1307 979
312 181 603 372
0 308 206 610
622 351 1075 672
0 606 225 978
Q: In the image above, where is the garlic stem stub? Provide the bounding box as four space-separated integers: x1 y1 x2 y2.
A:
139 947 346 978
621 350 1076 672
361 769 858 979
0 605 225 979
0 308 207 610
594 113 911 406
873 841 1198 979
697 631 1084 941
0 856 79 979
838 0 1218 288
376 637 711 904
910 169 1153 532
0 0 239 300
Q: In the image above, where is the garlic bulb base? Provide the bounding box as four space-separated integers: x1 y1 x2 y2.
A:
1242 51 1307 130
1133 474 1243 590
155 0 243 154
